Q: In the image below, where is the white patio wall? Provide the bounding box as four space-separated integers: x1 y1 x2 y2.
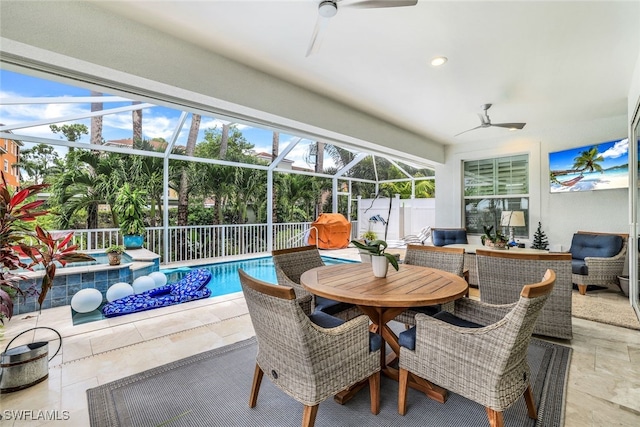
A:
356 196 435 241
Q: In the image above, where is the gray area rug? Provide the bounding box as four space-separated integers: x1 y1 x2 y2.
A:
87 337 571 427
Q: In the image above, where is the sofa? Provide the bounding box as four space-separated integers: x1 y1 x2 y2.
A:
569 231 627 295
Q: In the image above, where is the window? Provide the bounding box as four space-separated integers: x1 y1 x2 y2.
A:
463 154 529 238
3 160 8 173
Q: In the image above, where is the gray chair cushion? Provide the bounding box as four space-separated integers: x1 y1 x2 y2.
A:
569 233 623 261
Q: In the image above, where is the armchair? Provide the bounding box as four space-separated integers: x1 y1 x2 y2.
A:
398 270 556 427
272 245 359 320
475 249 572 339
394 245 466 326
569 231 627 295
431 228 468 246
238 269 381 427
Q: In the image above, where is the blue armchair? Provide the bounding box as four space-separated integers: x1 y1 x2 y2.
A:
569 231 627 295
431 228 468 247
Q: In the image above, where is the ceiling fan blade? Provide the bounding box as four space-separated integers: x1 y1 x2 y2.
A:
306 15 331 57
346 0 418 8
454 126 483 137
492 123 527 130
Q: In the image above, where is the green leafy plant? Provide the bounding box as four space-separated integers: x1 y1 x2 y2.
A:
114 183 146 236
0 172 94 321
105 244 126 254
350 239 399 271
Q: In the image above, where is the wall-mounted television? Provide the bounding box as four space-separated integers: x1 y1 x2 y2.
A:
549 137 629 193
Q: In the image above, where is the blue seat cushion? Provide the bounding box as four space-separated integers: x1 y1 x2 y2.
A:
399 312 482 351
572 259 588 275
431 229 468 247
569 233 623 261
432 311 483 328
308 310 382 352
315 296 355 316
412 305 440 316
308 310 345 328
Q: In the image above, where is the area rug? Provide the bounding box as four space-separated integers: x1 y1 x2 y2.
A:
87 337 571 427
571 291 640 330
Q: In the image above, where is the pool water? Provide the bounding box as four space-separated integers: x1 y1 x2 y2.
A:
71 255 354 325
163 256 355 297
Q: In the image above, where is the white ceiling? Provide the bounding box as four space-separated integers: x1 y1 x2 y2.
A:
43 1 640 147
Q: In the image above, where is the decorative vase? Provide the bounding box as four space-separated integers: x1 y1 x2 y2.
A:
371 255 389 278
107 252 121 266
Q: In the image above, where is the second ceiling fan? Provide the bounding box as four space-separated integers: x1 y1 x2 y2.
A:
455 104 526 136
306 0 418 57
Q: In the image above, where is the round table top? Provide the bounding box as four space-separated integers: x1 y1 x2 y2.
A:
300 262 468 308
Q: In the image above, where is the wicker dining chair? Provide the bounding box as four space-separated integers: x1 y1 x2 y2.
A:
238 269 381 427
398 269 556 427
394 245 465 326
475 249 573 339
272 245 360 320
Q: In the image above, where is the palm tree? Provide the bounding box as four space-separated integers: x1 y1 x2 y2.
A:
572 146 604 174
52 150 127 229
177 114 200 226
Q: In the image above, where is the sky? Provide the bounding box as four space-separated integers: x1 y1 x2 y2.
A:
548 138 629 172
0 69 322 169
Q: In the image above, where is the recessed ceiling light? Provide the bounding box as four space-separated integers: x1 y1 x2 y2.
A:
430 56 448 67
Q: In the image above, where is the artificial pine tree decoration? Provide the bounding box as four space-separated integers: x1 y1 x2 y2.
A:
531 221 549 250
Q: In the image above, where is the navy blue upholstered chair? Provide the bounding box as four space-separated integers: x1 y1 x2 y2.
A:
569 231 627 295
430 228 468 247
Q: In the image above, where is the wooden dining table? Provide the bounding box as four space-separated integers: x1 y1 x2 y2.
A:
300 262 468 404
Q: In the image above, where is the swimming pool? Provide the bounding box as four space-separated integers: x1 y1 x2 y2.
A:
162 256 356 297
71 255 355 325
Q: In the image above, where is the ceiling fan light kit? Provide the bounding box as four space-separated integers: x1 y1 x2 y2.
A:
455 103 526 136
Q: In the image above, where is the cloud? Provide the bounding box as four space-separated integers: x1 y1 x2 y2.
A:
600 138 628 159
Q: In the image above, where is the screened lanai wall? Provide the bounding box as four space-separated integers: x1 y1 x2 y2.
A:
0 67 436 262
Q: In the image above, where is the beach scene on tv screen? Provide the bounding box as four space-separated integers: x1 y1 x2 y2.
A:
549 138 629 193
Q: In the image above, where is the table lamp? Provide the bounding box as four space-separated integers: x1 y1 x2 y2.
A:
500 210 525 246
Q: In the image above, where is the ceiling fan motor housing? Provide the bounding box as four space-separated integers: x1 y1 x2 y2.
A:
319 1 338 18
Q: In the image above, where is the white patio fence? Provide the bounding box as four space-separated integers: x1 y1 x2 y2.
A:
50 222 359 264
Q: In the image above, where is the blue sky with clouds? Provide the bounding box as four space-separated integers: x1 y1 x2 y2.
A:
0 69 320 168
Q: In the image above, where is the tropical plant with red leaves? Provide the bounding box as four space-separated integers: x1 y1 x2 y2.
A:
0 172 94 322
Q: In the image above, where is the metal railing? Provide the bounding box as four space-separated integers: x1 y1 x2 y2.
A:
41 221 358 264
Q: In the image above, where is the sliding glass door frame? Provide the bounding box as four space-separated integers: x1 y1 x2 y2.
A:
629 96 640 318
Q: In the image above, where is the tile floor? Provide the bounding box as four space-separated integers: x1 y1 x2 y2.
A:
1 249 639 426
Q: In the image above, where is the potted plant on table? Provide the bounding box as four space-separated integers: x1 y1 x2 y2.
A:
481 225 508 249
105 245 125 266
355 231 378 262
114 183 146 249
350 239 400 278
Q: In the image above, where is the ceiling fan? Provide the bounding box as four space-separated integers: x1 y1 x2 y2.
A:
306 0 418 57
455 104 526 136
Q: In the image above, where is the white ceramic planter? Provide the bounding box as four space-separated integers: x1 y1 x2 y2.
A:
371 255 389 278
